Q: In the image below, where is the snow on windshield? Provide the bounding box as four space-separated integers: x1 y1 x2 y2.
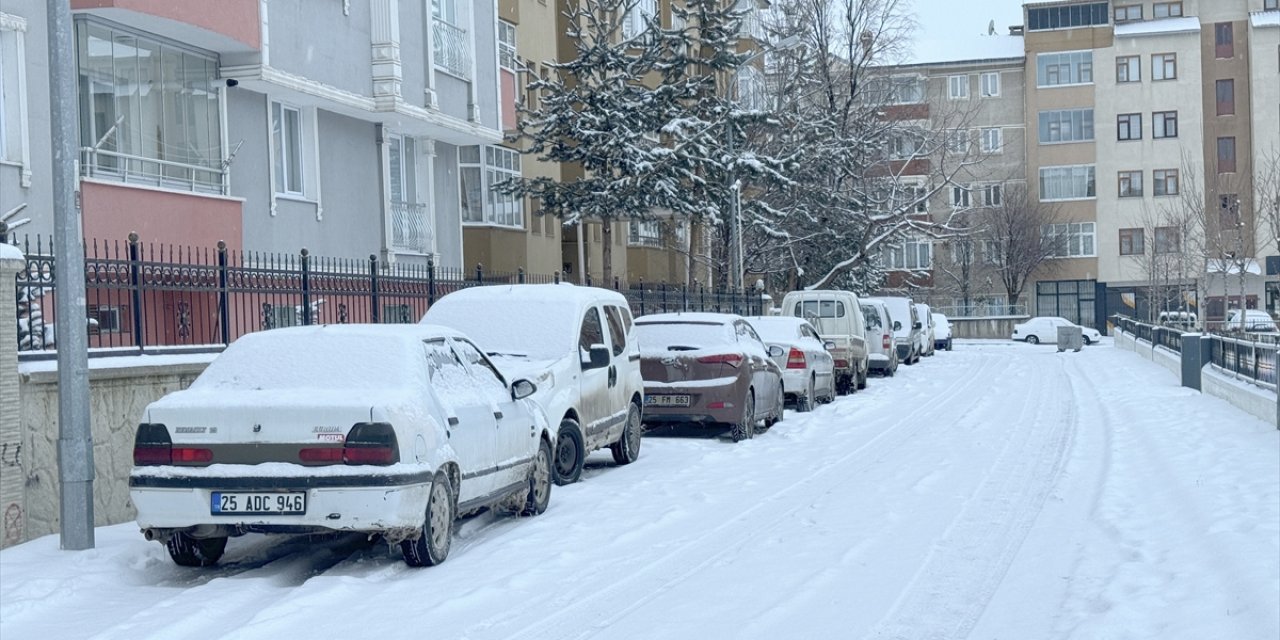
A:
425 298 577 361
635 322 732 356
191 332 422 392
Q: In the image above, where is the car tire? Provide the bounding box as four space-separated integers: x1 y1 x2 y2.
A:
1083 335 1092 346
856 364 868 390
610 403 642 465
401 471 454 567
764 383 785 428
946 340 953 351
165 532 227 567
797 376 814 413
521 439 553 516
1026 335 1039 345
552 419 584 486
730 391 755 442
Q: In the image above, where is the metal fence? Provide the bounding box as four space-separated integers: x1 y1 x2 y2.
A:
9 235 766 358
1113 315 1277 390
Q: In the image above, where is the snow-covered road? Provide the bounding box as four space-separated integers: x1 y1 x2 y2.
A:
3 341 1277 640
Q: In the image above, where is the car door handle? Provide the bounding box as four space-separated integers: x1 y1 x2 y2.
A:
493 410 504 420
448 416 459 427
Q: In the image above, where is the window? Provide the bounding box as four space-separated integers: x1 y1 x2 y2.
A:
1219 194 1240 227
1154 226 1180 254
390 135 418 205
981 127 1003 153
1042 222 1096 258
736 65 765 110
946 129 970 154
0 12 29 175
1215 79 1235 115
628 220 662 247
1217 137 1236 173
1152 53 1177 80
1215 23 1233 59
603 306 627 357
1116 56 1140 82
951 184 972 209
1153 2 1183 18
868 75 926 105
578 308 606 358
1118 171 1143 197
1114 4 1142 22
882 238 933 270
1039 165 1096 201
460 145 523 227
889 128 927 159
1267 0 1279 10
1038 108 1095 143
1153 111 1177 138
623 0 657 39
74 18 223 194
949 75 969 99
87 305 123 333
891 183 928 213
432 0 471 77
272 103 304 196
1119 228 1144 255
794 300 845 318
1037 51 1093 86
1154 169 1179 196
980 184 1003 207
1117 113 1142 140
980 72 1000 97
498 20 516 71
1026 3 1109 31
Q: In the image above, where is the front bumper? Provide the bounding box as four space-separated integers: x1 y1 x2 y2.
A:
130 469 433 532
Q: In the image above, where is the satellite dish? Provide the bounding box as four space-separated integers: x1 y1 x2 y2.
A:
988 20 996 35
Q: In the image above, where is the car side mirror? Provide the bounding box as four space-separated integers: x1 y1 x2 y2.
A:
582 344 610 370
823 340 837 350
511 379 537 400
892 320 902 331
767 345 785 358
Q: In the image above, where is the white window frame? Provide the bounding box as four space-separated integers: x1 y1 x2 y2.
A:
628 220 663 247
460 145 524 229
1042 222 1097 258
948 74 969 100
1039 164 1097 202
981 127 1003 153
272 102 305 197
1153 2 1183 18
498 20 517 72
951 184 972 209
623 0 657 39
882 237 933 270
1036 50 1094 87
980 72 1000 97
0 12 31 187
1038 108 1095 144
946 129 970 154
979 183 1003 207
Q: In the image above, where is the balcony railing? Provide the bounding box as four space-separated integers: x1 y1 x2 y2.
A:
433 19 471 78
739 11 766 41
80 148 227 195
391 200 432 254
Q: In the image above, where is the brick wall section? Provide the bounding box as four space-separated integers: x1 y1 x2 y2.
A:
1 248 24 548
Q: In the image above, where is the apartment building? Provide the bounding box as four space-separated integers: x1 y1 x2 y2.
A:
0 0 503 269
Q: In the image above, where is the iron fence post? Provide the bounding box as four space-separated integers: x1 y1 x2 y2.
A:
586 273 593 287
300 248 312 325
639 277 645 316
682 283 688 312
661 281 667 312
700 282 705 312
476 262 484 284
216 241 230 345
370 254 380 324
614 276 620 291
127 233 144 350
554 270 561 285
518 267 525 284
427 257 437 305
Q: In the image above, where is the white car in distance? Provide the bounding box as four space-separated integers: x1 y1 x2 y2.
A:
129 325 554 568
1012 316 1103 345
747 316 836 412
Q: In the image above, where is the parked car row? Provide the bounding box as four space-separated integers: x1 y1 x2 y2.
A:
127 284 955 570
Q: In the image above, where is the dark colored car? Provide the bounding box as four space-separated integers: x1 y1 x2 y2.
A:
634 313 785 442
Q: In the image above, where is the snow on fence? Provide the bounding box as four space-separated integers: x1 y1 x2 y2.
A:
6 235 765 358
1113 315 1277 392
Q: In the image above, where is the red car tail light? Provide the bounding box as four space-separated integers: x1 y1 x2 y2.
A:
883 334 892 350
697 353 744 367
834 359 849 369
343 422 400 466
299 447 344 464
171 447 213 464
133 423 172 466
786 348 807 369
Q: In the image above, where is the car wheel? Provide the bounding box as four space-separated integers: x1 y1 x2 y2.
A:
764 383 785 428
856 364 868 390
552 419 584 486
730 391 755 442
1083 335 1092 346
946 340 953 351
401 471 454 567
1026 335 1039 345
165 532 227 567
610 403 642 465
797 375 814 413
521 439 553 516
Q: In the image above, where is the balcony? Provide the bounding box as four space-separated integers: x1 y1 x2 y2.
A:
433 19 471 79
391 201 433 254
80 148 227 196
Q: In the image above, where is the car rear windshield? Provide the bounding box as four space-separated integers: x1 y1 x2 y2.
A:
748 318 803 343
192 333 423 392
635 322 732 354
426 299 578 361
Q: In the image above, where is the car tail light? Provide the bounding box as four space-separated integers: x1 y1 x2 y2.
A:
171 447 213 464
786 348 807 369
834 359 849 369
133 423 172 466
299 447 344 464
706 401 734 409
697 353 743 367
343 422 399 466
883 334 892 350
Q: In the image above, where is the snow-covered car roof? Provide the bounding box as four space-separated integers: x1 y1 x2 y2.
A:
745 316 816 342
425 283 628 307
635 312 742 325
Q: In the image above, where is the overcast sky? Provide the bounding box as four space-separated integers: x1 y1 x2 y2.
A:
906 0 1026 64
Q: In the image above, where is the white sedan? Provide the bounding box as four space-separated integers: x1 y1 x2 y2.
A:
748 316 837 412
1012 316 1103 345
130 325 554 568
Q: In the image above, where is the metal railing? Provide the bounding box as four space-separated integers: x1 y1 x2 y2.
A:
80 147 227 195
932 303 1029 318
1113 314 1277 390
433 19 471 78
390 201 432 254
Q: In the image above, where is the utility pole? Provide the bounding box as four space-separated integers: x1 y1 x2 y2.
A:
48 0 95 549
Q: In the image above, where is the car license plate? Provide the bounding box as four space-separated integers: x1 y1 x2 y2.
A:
211 492 306 515
646 394 690 407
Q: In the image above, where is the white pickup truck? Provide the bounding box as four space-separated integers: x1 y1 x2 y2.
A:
779 290 870 395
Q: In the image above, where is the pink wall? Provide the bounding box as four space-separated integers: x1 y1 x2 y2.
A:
81 181 244 252
72 0 260 49
501 69 517 131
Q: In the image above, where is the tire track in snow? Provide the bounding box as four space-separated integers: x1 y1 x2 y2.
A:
469 354 1008 640
868 352 1077 640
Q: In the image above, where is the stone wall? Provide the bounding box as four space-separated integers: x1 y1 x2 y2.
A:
949 316 1030 340
11 357 210 546
1 246 24 547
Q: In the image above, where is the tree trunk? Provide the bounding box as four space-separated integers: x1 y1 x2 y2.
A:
601 220 613 288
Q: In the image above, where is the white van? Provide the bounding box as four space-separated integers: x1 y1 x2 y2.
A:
779 290 870 395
